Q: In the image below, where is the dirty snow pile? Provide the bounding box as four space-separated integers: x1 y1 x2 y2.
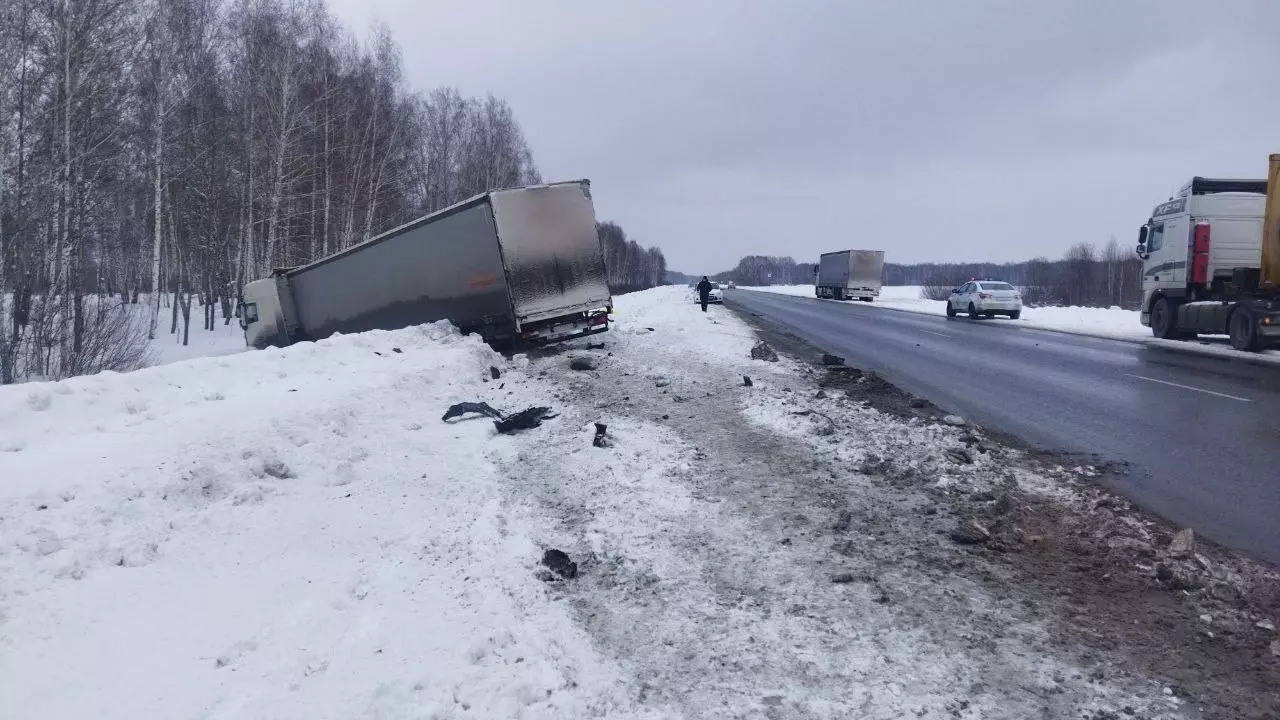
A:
0 324 634 719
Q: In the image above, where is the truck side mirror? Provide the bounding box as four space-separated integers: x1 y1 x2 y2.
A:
1137 225 1148 245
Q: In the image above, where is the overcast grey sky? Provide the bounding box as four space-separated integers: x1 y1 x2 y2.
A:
329 0 1279 274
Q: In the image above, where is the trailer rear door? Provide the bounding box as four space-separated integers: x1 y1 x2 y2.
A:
490 182 612 326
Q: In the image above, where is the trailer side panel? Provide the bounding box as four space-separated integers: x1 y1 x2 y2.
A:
288 201 514 341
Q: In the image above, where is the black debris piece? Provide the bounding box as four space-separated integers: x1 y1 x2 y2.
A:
909 397 929 409
645 327 656 332
373 351 382 356
490 366 501 380
494 407 557 434
821 353 846 366
592 422 610 448
542 549 578 579
742 375 754 387
442 402 504 422
586 342 606 350
750 341 779 362
392 347 403 354
569 356 596 371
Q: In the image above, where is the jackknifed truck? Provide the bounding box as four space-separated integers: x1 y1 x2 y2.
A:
240 180 613 349
1136 155 1280 351
815 249 885 301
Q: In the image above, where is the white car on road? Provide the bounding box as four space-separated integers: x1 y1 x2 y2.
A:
946 280 1022 319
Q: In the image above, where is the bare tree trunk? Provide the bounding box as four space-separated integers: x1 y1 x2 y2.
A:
149 77 163 339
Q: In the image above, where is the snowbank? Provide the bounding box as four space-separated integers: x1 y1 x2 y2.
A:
0 324 629 719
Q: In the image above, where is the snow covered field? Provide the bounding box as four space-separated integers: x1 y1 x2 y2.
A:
745 284 1280 361
2 286 1262 718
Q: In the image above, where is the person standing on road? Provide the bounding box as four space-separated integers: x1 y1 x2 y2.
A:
697 276 714 312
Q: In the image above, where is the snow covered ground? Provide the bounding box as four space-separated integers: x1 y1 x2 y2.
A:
745 284 1280 362
2 286 1248 718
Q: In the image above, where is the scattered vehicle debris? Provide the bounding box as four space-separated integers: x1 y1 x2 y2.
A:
821 353 845 366
655 378 671 388
494 407 557 434
442 402 504 422
586 342 606 350
442 402 557 434
593 423 610 448
742 375 754 387
541 549 578 579
570 356 597 371
392 347 402 354
949 520 991 545
944 448 974 465
750 342 779 362
489 366 501 380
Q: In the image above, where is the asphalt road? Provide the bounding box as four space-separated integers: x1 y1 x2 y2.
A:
728 290 1280 564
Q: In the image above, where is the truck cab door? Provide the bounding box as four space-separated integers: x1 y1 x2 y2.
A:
1162 217 1189 285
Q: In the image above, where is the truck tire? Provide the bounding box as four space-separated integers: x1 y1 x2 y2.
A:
1009 310 1021 320
1149 296 1181 339
1229 308 1263 352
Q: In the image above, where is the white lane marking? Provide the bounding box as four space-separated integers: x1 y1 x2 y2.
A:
1124 374 1252 403
921 330 952 338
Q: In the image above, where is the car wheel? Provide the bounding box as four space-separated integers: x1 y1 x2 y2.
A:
1150 296 1180 339
946 302 957 318
984 311 995 319
968 302 981 318
1009 310 1021 320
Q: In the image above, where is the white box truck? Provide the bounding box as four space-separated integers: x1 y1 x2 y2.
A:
239 180 613 349
1136 156 1280 351
815 249 885 301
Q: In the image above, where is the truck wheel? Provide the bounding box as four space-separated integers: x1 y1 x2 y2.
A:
1009 311 1021 320
1149 296 1180 339
968 302 981 318
1229 309 1262 352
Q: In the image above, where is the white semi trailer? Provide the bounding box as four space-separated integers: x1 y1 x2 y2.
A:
815 249 885 301
240 180 613 350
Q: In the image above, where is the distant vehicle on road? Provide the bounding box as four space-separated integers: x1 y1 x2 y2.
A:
727 281 736 290
815 249 884 301
240 180 612 349
946 281 1022 319
1136 159 1280 351
692 282 724 304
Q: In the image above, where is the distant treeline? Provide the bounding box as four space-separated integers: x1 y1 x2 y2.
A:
597 222 667 294
706 239 1145 309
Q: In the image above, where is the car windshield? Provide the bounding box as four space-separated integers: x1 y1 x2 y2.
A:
978 282 1014 291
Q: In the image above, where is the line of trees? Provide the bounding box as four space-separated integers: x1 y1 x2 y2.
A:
0 0 545 383
912 239 1143 308
597 221 667 294
709 239 1143 309
713 256 815 287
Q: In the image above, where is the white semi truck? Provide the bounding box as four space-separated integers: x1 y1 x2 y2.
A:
239 180 613 350
815 249 885 301
1136 155 1280 351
